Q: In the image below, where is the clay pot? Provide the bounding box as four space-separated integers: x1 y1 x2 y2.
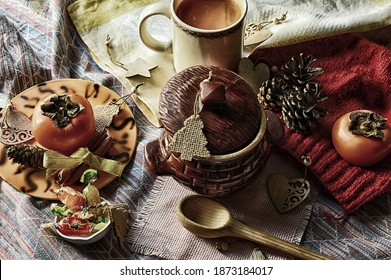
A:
145 65 283 196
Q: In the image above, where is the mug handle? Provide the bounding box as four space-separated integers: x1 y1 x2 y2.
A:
138 2 172 53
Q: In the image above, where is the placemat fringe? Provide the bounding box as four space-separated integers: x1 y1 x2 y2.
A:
127 176 166 243
293 202 315 244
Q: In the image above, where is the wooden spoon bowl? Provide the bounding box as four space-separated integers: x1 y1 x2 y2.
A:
177 195 333 260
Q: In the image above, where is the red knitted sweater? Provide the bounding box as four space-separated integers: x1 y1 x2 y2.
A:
250 34 391 214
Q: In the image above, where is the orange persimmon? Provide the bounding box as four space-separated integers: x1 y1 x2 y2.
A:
32 93 95 155
332 110 391 166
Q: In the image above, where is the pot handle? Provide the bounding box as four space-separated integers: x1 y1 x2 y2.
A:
264 110 285 145
144 138 173 175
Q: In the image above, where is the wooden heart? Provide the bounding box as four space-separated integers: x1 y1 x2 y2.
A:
238 57 270 93
267 174 311 214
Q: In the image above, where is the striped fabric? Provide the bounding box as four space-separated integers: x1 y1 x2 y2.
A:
0 0 390 260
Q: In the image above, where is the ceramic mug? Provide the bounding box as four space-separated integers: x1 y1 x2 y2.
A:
138 0 248 72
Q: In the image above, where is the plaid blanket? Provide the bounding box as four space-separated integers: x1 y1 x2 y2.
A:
0 0 390 260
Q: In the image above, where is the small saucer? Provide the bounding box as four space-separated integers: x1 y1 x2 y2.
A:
53 199 112 245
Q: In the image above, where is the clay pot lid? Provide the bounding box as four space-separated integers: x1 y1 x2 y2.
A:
159 65 262 155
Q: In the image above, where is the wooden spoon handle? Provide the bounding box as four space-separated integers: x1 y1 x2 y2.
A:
233 223 333 260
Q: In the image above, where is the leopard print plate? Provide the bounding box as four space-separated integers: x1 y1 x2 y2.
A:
0 79 137 200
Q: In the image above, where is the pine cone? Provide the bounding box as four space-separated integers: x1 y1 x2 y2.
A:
281 53 324 89
281 82 329 134
256 53 327 134
7 144 46 169
258 77 287 110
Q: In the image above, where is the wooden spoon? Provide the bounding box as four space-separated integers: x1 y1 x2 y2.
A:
176 195 333 260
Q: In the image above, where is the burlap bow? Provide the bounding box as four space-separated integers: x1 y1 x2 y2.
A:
43 147 125 178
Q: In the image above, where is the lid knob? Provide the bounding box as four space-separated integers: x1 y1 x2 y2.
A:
199 71 226 112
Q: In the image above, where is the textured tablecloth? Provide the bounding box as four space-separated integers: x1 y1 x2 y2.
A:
0 0 390 260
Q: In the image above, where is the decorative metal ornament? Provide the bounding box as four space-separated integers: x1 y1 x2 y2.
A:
267 156 312 214
244 12 287 47
244 25 272 46
0 103 34 145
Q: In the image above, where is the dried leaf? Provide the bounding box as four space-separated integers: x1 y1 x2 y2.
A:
110 206 129 246
250 247 266 260
215 242 229 252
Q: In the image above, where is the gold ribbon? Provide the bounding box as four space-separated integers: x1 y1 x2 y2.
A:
43 147 125 178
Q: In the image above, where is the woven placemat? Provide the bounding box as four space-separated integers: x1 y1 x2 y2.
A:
127 150 319 260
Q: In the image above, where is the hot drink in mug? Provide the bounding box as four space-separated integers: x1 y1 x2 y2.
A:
175 0 242 30
138 0 248 72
